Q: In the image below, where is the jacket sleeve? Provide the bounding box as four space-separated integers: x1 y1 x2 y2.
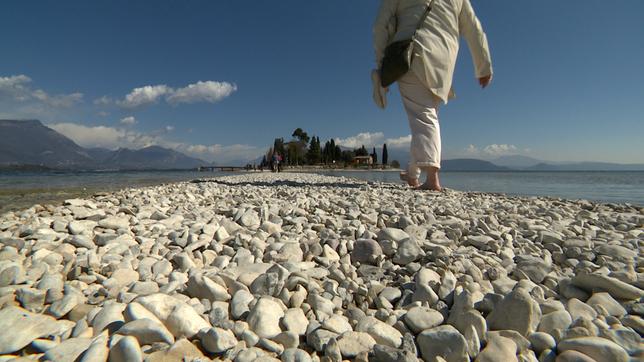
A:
373 0 398 68
458 0 493 78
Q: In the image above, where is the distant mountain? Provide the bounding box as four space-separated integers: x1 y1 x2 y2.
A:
442 159 510 171
527 162 644 171
103 146 205 170
0 120 207 170
0 119 94 168
85 147 115 163
492 155 542 169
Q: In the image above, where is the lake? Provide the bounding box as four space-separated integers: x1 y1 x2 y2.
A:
1 169 642 213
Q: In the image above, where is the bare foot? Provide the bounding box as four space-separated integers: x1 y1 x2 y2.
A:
417 182 442 191
400 172 421 188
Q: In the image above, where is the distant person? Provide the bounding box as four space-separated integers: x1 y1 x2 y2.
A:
272 153 280 173
277 154 283 172
372 0 493 190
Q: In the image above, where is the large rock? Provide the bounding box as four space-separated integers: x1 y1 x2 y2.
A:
43 337 93 362
186 273 231 302
585 292 627 317
538 311 572 336
336 331 377 358
393 238 422 265
475 334 517 362
0 306 61 354
91 303 125 335
416 325 469 362
487 287 541 336
134 294 209 338
116 318 174 345
282 308 308 336
200 327 238 354
109 335 143 362
557 337 629 362
350 239 382 265
247 297 284 338
377 228 410 243
98 216 130 230
146 338 206 361
571 273 644 300
404 306 444 334
356 316 403 349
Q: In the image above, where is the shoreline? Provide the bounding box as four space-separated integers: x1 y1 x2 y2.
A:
2 169 643 215
0 173 642 360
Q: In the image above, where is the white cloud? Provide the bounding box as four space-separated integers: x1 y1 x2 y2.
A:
120 116 136 125
32 89 83 108
180 143 262 164
0 75 32 98
165 125 175 132
465 144 479 155
166 81 237 105
483 144 518 156
49 122 157 150
93 96 113 106
48 122 260 163
0 74 82 108
462 144 525 158
385 135 411 149
118 85 173 108
117 80 237 109
335 132 384 148
335 132 411 149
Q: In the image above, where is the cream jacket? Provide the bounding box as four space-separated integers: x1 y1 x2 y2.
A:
373 0 493 103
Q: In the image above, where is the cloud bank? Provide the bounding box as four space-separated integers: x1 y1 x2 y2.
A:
335 131 411 149
117 81 237 108
49 122 261 164
119 116 137 125
465 144 524 157
0 74 83 108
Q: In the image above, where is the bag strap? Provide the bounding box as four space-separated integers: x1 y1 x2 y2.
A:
413 0 435 39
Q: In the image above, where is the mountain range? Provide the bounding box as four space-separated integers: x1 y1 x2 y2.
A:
2 119 643 171
0 119 206 170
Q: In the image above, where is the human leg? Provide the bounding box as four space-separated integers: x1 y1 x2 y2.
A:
398 72 442 188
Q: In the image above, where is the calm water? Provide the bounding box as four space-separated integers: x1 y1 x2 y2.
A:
319 170 644 206
0 169 235 213
1 169 643 212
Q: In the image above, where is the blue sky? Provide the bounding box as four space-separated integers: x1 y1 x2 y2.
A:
1 0 643 164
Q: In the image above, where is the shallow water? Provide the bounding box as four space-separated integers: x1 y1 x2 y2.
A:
1 169 642 212
319 170 644 206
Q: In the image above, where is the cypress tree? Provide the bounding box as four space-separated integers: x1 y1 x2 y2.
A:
382 143 389 165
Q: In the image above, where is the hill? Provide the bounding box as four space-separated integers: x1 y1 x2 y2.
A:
0 120 207 170
0 119 94 168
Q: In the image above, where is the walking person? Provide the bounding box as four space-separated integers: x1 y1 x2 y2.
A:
372 0 493 190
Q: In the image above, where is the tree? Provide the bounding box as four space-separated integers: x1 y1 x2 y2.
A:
287 142 298 166
355 145 369 157
322 140 332 164
334 145 342 162
307 136 321 164
292 128 310 144
391 160 401 168
382 143 389 166
273 138 285 158
341 150 355 164
372 147 378 164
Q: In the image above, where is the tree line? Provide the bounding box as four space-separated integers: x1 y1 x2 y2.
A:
262 128 397 168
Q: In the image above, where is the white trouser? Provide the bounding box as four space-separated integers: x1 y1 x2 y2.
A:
398 71 442 181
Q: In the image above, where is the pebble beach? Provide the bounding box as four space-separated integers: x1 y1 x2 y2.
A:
0 172 642 362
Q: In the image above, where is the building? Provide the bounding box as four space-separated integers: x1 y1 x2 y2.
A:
353 155 373 166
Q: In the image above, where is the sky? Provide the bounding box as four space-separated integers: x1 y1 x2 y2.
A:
1 0 643 164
